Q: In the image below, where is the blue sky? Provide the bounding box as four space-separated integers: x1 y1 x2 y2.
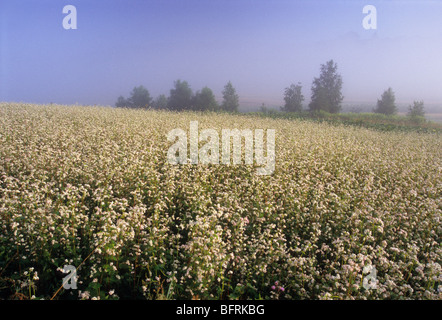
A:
1 0 442 110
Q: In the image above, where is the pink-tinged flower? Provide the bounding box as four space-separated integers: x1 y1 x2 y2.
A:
280 287 285 292
274 281 279 286
271 286 276 290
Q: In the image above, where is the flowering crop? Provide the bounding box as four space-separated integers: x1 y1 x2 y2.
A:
0 103 440 300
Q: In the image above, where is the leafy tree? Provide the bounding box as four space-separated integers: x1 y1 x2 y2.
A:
281 82 304 112
192 87 219 111
221 81 239 112
152 94 168 110
310 87 331 113
128 85 152 108
407 100 425 117
374 87 397 115
115 85 152 108
309 60 343 113
115 96 130 108
168 80 193 111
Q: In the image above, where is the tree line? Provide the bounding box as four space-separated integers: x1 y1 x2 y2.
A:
280 59 425 117
116 59 425 117
115 80 239 112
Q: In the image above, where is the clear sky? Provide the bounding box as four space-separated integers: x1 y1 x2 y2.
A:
1 0 442 110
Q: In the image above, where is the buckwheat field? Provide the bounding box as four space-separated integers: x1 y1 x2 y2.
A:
0 103 440 300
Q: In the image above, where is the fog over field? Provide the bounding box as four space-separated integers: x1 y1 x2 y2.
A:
1 0 442 111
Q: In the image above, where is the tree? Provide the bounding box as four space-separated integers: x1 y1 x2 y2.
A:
309 59 343 113
128 85 152 108
221 81 239 112
152 94 168 110
115 96 130 108
192 87 219 111
374 87 397 115
281 82 304 112
407 100 425 117
168 80 193 111
115 85 152 108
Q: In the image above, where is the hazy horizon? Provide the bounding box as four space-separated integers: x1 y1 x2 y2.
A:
1 0 442 111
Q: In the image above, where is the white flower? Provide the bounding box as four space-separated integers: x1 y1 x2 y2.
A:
79 291 91 300
363 265 373 274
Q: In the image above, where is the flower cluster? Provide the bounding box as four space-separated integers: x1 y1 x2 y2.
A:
271 281 284 292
